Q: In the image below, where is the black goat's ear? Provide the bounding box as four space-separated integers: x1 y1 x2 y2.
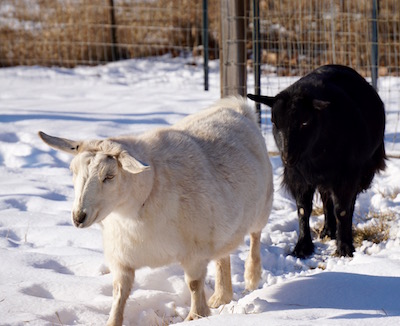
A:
313 99 330 111
247 94 276 107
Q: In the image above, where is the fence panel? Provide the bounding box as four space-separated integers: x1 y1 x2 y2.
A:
0 0 220 67
255 0 400 85
2 1 399 77
1 0 400 108
251 0 400 146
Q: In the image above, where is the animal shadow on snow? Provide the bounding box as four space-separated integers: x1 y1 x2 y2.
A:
1 110 185 126
385 133 400 144
270 272 400 317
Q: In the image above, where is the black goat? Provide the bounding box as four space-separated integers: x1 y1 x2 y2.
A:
248 64 386 257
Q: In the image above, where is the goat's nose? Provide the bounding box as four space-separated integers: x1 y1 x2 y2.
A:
73 210 87 227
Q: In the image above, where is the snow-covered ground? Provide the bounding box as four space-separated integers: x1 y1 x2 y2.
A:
1 57 400 325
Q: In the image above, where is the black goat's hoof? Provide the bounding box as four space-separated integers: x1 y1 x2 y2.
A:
292 241 314 259
335 242 355 257
320 227 336 240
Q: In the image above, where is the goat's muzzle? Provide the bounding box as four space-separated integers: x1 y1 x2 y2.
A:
73 210 87 228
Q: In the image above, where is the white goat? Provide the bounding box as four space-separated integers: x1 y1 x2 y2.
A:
38 97 273 325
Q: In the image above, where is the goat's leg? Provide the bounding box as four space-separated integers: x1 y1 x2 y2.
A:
332 190 357 257
107 267 135 326
244 231 262 291
319 189 337 239
293 186 315 258
208 256 233 308
183 260 210 320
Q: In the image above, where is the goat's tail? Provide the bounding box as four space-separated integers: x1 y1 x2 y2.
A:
361 141 387 191
375 141 387 172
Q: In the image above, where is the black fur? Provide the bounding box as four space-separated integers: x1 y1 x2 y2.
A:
248 65 386 257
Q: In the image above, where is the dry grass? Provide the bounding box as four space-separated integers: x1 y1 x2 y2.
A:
0 0 220 67
310 206 394 247
312 205 324 217
353 210 395 247
1 0 399 73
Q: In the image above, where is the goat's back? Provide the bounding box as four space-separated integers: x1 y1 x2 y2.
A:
112 97 273 264
280 65 386 189
170 96 272 233
297 65 385 139
288 66 384 160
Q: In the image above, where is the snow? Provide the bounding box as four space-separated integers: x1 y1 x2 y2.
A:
1 57 400 325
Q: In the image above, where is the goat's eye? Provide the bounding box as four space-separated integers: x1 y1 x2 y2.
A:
103 175 115 183
300 119 311 129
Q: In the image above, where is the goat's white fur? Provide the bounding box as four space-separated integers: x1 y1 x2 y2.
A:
38 97 273 325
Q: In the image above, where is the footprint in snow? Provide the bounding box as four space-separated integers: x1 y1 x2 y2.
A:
21 283 54 299
33 259 74 275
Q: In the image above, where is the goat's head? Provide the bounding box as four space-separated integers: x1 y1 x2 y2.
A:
38 132 151 228
248 93 329 166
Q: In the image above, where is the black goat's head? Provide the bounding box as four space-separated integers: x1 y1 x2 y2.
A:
248 93 329 166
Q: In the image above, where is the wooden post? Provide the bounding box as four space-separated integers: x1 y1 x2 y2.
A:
220 0 247 97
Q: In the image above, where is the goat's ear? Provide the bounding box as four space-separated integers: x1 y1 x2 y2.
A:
118 150 150 174
247 94 276 107
313 99 330 111
38 131 82 155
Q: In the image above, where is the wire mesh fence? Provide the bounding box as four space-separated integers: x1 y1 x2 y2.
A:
1 0 400 93
2 1 399 73
0 0 219 67
254 0 400 78
0 0 400 76
247 0 400 133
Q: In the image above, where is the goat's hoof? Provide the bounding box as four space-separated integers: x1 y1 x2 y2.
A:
185 305 211 321
185 310 210 321
185 314 196 321
335 242 355 257
320 227 336 240
106 321 121 326
208 292 232 308
292 241 314 258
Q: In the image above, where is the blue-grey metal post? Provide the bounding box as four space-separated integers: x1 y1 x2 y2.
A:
202 0 209 91
252 0 261 126
371 0 379 90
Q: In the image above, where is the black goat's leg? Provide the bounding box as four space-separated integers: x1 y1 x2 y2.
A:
332 190 357 257
319 189 336 239
293 186 315 258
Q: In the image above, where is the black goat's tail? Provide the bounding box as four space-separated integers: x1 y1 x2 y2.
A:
375 141 387 172
360 141 387 191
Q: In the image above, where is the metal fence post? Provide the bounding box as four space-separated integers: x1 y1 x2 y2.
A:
371 0 379 90
203 0 209 91
109 0 119 61
252 0 261 126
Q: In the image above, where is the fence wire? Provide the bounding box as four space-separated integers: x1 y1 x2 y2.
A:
0 0 219 67
1 0 400 96
2 0 400 152
255 0 400 78
2 1 399 75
